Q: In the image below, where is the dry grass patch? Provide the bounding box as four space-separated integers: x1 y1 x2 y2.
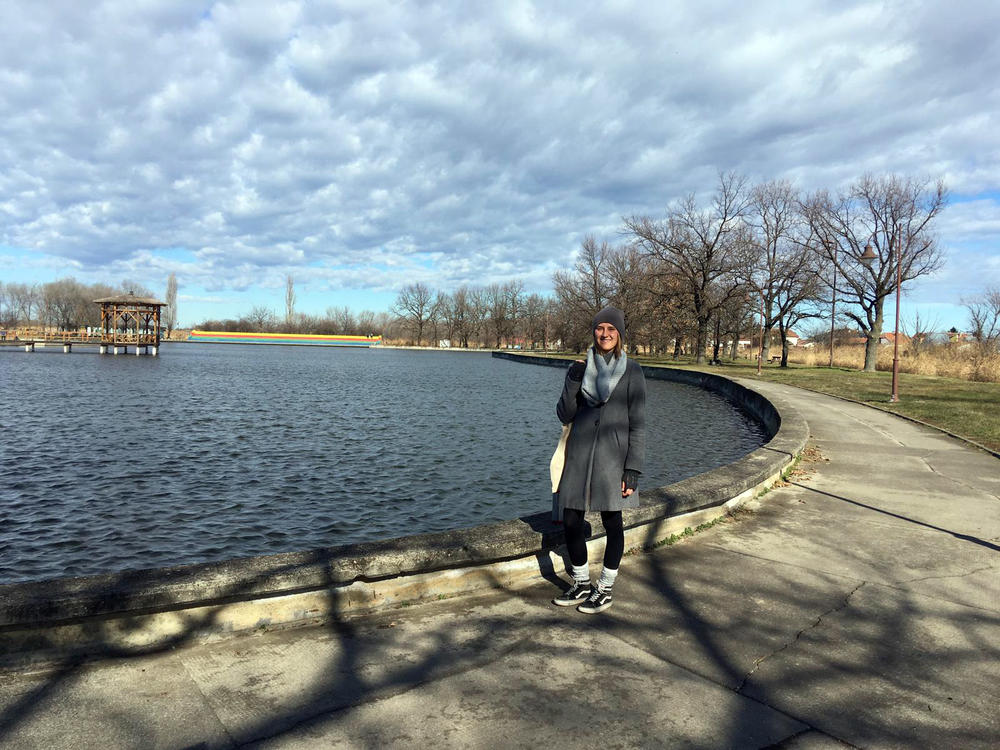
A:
786 344 1000 383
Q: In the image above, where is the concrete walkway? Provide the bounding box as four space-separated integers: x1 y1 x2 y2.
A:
2 381 998 749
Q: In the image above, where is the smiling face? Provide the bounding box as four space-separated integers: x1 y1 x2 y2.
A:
594 322 620 354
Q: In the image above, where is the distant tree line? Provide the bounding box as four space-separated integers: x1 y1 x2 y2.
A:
197 304 395 338
390 279 554 349
6 173 997 368
0 278 157 331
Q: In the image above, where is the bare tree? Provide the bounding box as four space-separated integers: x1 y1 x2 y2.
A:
468 287 489 347
41 278 93 330
333 305 357 334
427 292 446 346
625 172 752 363
739 180 821 366
285 275 295 329
245 305 276 332
504 280 524 346
165 273 178 335
356 310 377 337
605 244 659 354
372 311 394 338
479 281 524 348
445 286 476 348
552 236 614 338
717 292 755 360
392 282 434 345
522 293 551 349
483 282 509 348
439 289 485 348
965 287 1000 353
118 279 155 297
804 174 948 371
6 283 39 326
903 310 941 356
0 283 9 330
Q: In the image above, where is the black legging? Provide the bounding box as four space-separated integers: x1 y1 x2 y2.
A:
563 508 624 570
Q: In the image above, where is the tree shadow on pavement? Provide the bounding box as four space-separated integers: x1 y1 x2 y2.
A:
3 483 998 749
616 480 1000 749
789 481 1000 552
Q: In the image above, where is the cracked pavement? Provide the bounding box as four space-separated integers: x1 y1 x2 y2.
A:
1 381 998 748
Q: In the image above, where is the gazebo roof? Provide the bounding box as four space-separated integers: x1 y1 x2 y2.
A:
93 291 167 307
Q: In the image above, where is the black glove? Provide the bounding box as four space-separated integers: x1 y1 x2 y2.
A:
567 361 585 382
623 469 640 492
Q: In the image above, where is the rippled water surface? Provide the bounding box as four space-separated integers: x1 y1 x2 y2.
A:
0 344 766 583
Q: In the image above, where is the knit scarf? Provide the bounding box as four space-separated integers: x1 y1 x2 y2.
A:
580 347 628 406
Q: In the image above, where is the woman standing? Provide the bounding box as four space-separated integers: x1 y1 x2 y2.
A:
553 306 645 614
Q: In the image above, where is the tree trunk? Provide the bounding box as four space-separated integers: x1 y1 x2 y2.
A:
778 322 790 367
863 333 879 371
694 317 710 364
864 308 884 372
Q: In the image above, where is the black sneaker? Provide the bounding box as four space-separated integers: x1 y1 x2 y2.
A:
552 581 591 606
577 587 613 614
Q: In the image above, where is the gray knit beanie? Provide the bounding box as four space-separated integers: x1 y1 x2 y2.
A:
592 305 625 334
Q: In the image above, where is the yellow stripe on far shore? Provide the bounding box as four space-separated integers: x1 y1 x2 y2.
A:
190 330 380 342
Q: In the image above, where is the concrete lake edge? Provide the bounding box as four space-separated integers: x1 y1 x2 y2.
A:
0 354 808 666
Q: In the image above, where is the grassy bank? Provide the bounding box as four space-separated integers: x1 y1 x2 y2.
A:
683 360 999 454
524 351 1000 454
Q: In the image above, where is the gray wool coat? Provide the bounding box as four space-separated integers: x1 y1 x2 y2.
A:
556 356 646 512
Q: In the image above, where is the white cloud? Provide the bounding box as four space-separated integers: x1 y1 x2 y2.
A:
1 0 998 319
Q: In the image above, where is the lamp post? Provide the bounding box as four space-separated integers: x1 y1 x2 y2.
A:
859 230 901 402
756 291 765 375
828 241 837 368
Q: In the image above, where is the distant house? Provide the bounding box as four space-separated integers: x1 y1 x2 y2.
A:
737 330 801 349
879 332 910 346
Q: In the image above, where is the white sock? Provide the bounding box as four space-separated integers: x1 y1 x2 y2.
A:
597 566 618 592
571 563 590 585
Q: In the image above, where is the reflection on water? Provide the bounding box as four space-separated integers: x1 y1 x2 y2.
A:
0 345 765 582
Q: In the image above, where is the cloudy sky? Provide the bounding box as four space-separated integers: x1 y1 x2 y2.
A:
2 0 998 328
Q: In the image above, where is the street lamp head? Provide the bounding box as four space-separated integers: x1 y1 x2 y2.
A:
859 240 877 268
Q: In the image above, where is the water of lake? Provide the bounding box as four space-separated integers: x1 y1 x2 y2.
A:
0 344 766 583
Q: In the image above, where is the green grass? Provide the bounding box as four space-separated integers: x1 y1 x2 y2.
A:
668 359 999 453
526 350 1000 453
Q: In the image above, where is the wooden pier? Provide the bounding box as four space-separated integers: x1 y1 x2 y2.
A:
1 332 101 353
3 291 167 356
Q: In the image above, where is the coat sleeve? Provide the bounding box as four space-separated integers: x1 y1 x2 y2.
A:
556 368 582 425
624 363 646 474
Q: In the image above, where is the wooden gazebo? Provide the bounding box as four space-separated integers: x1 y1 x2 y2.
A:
93 292 167 356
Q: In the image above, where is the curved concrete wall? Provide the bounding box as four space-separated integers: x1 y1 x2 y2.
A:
0 355 807 664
